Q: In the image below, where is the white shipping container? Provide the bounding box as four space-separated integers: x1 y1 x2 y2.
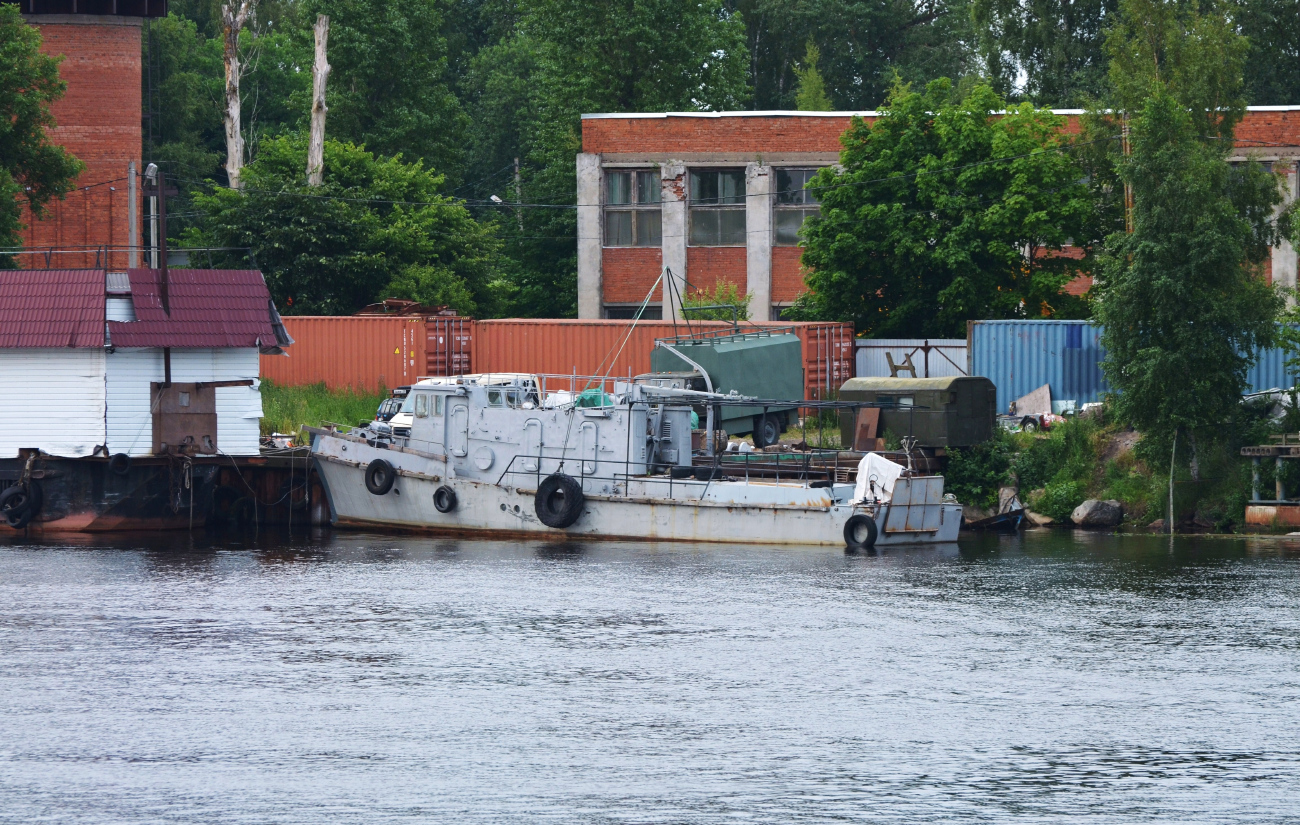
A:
855 339 967 379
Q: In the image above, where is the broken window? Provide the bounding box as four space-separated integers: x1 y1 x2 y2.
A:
774 168 823 246
605 170 662 247
689 169 746 246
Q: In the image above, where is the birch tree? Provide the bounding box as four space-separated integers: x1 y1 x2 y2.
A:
221 0 256 190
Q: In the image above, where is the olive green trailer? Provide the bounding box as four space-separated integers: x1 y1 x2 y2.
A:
838 376 996 449
650 329 804 447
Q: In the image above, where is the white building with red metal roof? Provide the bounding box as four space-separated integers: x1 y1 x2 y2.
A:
0 267 291 458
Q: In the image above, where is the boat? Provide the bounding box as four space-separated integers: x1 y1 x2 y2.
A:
307 373 963 548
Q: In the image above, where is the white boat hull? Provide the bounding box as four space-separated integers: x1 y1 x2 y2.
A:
313 445 962 547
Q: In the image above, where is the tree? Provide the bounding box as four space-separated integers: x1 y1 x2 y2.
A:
462 0 751 316
1094 94 1281 459
301 0 470 182
731 0 973 110
1095 0 1284 471
1234 0 1300 107
972 0 1117 106
793 41 832 111
797 78 1096 337
0 4 84 256
184 137 505 315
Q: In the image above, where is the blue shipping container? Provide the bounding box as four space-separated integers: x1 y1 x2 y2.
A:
969 320 1298 413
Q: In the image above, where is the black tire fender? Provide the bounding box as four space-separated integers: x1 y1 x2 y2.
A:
108 453 132 476
230 497 257 527
844 513 878 550
535 473 584 529
365 459 396 495
433 485 458 514
0 482 41 529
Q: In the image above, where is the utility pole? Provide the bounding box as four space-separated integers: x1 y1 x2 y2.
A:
128 161 138 268
1122 113 1134 233
222 1 256 190
514 156 523 231
145 163 159 269
307 14 330 186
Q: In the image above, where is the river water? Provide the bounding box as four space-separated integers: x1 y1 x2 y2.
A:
1 530 1298 824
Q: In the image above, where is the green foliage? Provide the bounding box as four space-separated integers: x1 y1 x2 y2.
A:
944 430 1015 509
682 280 751 322
797 79 1096 336
1095 91 1282 442
1104 0 1248 142
793 41 833 111
259 381 387 438
302 0 469 181
1234 0 1300 107
732 0 973 110
184 137 504 316
1035 478 1088 521
973 0 1118 106
460 0 751 316
0 4 84 255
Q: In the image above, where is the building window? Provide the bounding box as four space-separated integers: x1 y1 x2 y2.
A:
774 168 822 246
605 170 661 247
604 304 663 320
690 169 746 246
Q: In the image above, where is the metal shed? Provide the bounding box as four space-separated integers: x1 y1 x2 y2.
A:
837 376 997 449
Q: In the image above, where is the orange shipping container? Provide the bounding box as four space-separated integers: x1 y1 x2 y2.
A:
260 316 426 392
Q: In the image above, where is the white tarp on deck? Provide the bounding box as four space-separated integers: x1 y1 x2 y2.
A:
853 452 904 503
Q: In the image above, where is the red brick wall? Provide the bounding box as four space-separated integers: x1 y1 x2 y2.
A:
771 246 806 303
583 111 1299 156
602 246 663 303
686 247 747 297
583 115 872 155
19 18 142 270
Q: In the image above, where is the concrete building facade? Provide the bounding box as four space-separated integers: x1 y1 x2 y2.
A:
576 108 1300 321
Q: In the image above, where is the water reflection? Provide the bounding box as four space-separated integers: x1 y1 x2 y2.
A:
1 529 1298 822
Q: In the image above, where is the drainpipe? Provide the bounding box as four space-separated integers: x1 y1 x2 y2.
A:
655 342 716 456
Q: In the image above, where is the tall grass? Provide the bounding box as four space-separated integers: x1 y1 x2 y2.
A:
260 381 388 439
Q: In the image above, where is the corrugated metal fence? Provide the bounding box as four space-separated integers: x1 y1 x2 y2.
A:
856 339 967 378
970 320 1299 413
263 317 854 399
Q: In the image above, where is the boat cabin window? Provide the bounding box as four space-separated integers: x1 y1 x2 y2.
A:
415 393 429 418
882 395 914 407
485 386 532 408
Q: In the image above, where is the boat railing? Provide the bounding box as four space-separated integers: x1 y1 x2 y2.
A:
493 444 851 501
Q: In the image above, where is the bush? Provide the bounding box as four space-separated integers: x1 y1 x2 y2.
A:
944 430 1015 509
260 381 388 440
1035 479 1088 522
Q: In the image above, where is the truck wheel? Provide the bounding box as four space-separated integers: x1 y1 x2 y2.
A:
752 414 781 449
365 459 396 495
843 514 878 550
535 474 584 528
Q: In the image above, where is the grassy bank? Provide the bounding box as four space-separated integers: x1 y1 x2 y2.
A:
944 399 1295 531
260 381 387 440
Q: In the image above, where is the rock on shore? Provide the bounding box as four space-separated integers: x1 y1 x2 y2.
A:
1071 499 1124 528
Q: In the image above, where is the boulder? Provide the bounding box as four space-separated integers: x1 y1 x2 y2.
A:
1070 499 1123 528
1025 510 1054 527
1147 519 1167 532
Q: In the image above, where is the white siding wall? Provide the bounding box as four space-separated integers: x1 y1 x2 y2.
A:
0 348 107 458
855 339 968 379
106 347 263 456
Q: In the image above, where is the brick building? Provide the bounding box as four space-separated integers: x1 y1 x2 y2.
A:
16 1 167 270
576 108 1300 321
